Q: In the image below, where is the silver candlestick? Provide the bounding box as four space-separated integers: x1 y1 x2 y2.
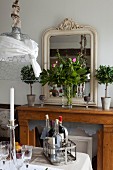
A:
7 120 18 160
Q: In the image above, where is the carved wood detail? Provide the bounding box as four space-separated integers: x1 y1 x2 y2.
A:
57 18 83 30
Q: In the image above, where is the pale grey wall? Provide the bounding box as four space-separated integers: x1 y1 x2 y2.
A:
0 0 113 106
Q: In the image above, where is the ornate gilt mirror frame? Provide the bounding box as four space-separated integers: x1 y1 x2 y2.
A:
42 18 97 106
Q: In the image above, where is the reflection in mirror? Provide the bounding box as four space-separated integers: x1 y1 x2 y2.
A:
50 34 91 97
42 18 97 106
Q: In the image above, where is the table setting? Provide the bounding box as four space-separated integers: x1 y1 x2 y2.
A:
0 144 62 170
0 146 92 170
0 88 93 170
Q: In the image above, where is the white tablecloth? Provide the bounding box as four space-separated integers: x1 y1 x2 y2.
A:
0 163 62 170
31 148 93 170
0 147 93 170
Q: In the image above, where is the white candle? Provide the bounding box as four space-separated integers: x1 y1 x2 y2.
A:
10 87 14 123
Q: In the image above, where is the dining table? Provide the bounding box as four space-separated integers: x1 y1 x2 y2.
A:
0 147 93 170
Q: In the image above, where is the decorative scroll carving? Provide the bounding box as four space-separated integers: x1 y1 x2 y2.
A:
57 18 83 30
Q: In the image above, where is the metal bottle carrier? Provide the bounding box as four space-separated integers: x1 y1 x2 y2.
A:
43 138 76 165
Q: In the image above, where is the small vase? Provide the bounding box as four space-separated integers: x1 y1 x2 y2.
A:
62 85 73 108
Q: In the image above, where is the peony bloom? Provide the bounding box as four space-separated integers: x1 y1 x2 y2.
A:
52 64 56 67
72 58 76 62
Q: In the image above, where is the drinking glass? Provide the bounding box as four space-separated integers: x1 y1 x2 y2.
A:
13 152 24 170
22 145 33 169
84 96 90 109
0 141 9 170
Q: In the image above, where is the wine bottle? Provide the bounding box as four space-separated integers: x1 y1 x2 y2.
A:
40 114 50 139
48 120 55 137
47 137 56 161
59 116 68 145
53 119 62 148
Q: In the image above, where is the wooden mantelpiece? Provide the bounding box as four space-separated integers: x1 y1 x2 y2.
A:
16 105 113 170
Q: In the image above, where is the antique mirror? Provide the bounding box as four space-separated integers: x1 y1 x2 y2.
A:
42 18 97 106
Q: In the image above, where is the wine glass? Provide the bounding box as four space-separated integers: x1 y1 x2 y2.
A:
0 141 9 170
22 145 33 169
39 95 45 107
13 152 24 170
84 96 90 109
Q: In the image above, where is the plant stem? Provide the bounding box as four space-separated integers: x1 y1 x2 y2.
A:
30 84 32 95
66 85 72 106
105 83 108 98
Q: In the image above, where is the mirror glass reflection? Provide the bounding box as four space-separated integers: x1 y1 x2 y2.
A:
50 34 91 98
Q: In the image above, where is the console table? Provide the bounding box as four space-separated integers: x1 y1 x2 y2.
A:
16 105 113 170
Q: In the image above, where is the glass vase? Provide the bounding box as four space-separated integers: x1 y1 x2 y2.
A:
62 85 73 108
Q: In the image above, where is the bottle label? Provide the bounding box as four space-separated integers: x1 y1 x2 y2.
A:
60 133 64 142
55 135 62 148
47 137 55 155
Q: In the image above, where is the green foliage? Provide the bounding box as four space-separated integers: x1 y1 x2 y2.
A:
39 51 88 87
95 65 113 85
95 65 113 97
20 65 38 95
21 65 38 84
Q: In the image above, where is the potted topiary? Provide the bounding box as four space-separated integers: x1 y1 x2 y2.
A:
20 64 38 106
95 65 113 110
